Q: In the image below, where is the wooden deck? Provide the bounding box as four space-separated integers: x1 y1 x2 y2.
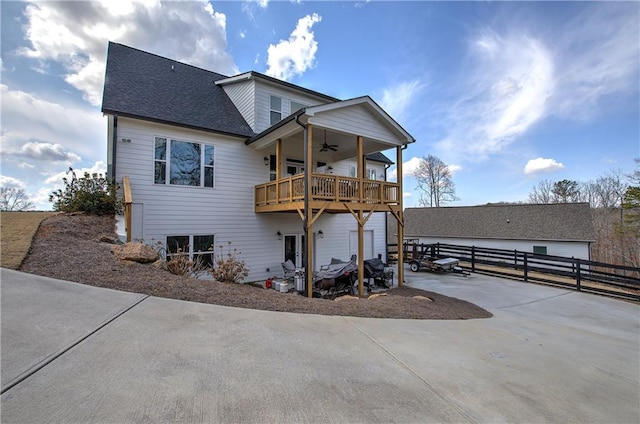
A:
254 174 400 213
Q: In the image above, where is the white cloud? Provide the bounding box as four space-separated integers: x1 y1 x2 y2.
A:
0 175 27 189
551 4 639 120
379 79 425 124
16 142 81 162
19 0 237 106
403 192 412 198
0 84 103 164
387 156 422 181
447 164 462 175
436 32 554 160
435 4 638 163
265 13 322 81
524 157 564 175
44 161 107 185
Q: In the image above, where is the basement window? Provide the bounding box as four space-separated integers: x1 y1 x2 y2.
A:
166 234 214 268
533 246 547 255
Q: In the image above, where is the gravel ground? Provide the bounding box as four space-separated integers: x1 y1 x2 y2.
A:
20 214 492 320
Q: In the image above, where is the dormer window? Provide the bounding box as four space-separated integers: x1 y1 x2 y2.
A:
270 95 282 125
290 100 308 114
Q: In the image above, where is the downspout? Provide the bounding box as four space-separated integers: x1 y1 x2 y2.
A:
108 115 118 183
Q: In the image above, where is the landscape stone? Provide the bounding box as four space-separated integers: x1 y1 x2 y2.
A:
111 243 159 263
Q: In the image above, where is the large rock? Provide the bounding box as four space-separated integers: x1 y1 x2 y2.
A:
111 242 159 263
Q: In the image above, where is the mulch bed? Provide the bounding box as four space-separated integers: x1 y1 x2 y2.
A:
19 214 492 320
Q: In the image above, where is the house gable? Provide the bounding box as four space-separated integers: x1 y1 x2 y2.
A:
216 71 337 134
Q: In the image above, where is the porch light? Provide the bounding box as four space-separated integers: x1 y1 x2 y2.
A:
264 156 269 166
318 230 324 239
277 231 282 240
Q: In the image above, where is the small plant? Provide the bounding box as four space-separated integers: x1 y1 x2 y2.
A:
49 167 122 215
211 241 249 283
166 249 192 276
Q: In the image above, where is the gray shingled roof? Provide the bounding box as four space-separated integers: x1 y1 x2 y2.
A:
404 203 595 242
101 42 254 138
366 152 393 164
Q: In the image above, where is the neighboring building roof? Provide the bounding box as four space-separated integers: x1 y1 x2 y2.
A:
101 42 255 138
404 203 595 242
215 71 339 103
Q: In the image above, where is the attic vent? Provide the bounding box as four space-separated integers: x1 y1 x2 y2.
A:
171 65 175 72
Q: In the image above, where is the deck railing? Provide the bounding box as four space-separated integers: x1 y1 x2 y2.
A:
255 173 399 207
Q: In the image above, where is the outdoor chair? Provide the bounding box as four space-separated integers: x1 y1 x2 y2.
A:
282 260 297 281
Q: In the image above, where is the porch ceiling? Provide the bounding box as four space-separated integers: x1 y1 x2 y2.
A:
257 126 395 163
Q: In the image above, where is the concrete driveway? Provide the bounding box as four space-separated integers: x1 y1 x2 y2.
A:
1 267 638 423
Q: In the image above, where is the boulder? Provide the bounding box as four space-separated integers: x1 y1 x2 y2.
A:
111 242 159 263
99 235 123 244
412 295 433 302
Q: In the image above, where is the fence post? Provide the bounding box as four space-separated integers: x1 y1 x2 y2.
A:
471 246 476 273
523 253 528 282
436 242 440 257
514 250 518 270
576 258 581 291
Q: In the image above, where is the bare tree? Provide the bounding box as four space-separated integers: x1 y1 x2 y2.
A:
0 187 35 211
590 169 627 208
413 155 459 207
528 179 555 204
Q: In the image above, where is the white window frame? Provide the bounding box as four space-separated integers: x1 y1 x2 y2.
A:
367 168 377 180
166 234 215 267
270 95 282 125
154 136 215 188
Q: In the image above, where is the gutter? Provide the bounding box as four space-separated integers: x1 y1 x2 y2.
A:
245 109 305 146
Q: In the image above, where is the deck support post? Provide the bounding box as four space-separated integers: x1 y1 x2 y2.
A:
276 138 282 202
304 124 314 298
357 135 365 296
396 146 404 287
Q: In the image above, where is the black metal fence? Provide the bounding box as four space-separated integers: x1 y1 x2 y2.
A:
388 242 640 302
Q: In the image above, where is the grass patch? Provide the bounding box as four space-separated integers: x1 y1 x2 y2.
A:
1 211 58 269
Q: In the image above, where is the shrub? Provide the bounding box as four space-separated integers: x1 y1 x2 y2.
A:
211 241 249 283
49 168 121 215
166 251 192 276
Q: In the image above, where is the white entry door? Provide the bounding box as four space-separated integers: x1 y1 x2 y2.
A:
284 233 317 269
349 230 374 261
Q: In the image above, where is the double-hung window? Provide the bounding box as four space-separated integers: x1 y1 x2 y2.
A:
166 234 215 268
270 95 282 125
154 137 214 187
367 169 377 180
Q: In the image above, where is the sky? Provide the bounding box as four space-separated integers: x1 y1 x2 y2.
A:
1 0 639 210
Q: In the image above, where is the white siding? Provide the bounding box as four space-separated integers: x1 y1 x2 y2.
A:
308 104 399 145
253 82 330 133
413 236 591 260
115 117 389 282
220 80 256 130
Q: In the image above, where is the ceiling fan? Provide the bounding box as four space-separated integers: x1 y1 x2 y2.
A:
318 130 338 152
